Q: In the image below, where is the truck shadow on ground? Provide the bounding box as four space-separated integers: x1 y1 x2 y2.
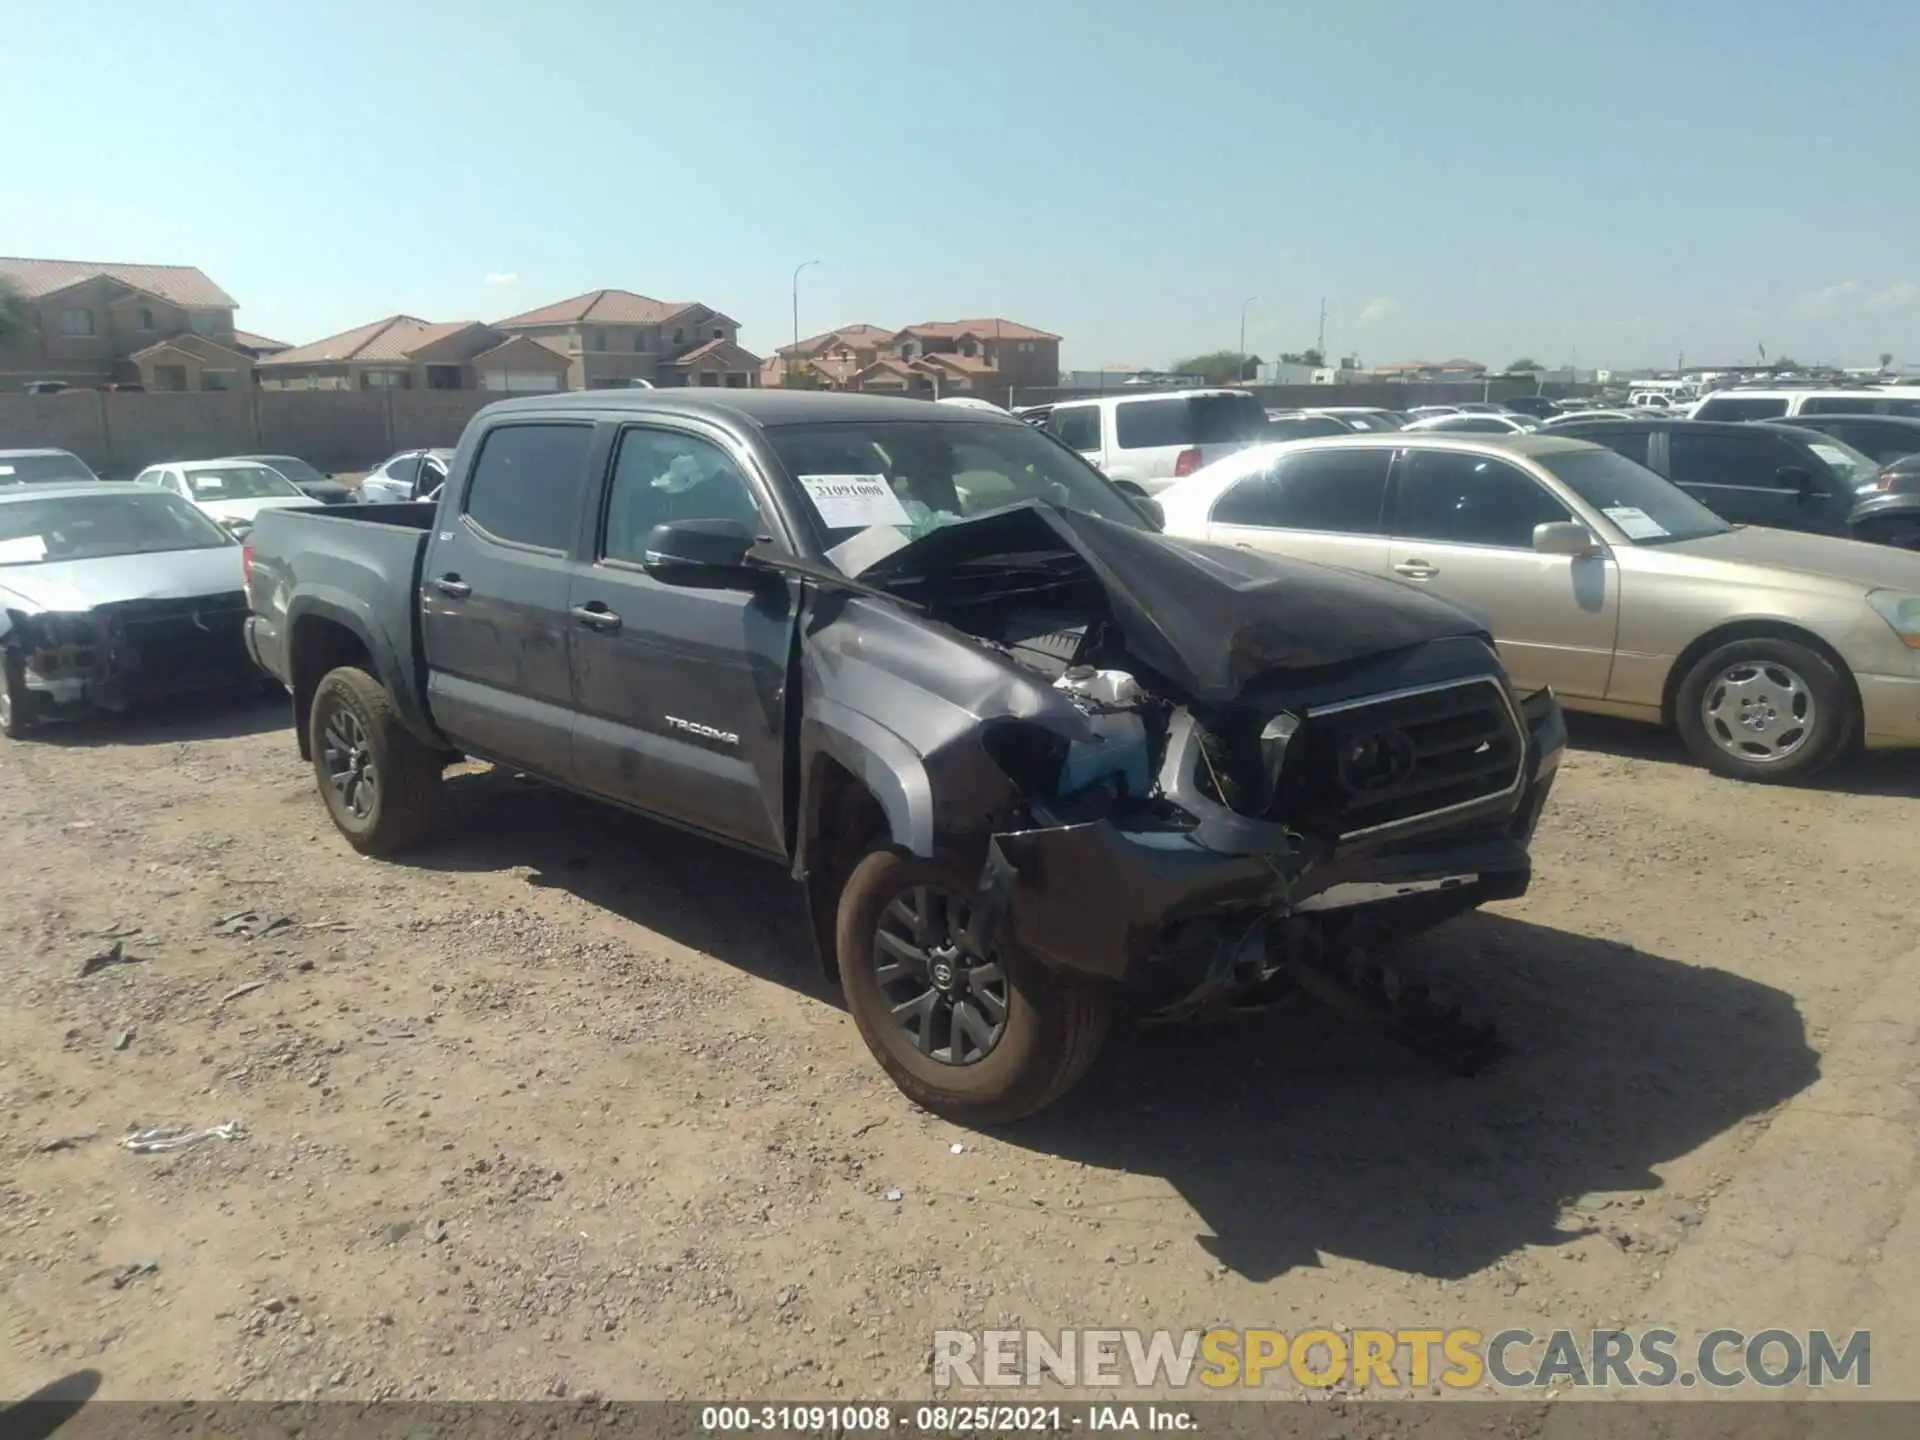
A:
25 690 290 749
0 1368 102 1440
409 765 1819 1285
1565 712 1920 798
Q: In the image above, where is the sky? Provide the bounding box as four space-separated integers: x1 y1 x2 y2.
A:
7 0 1918 373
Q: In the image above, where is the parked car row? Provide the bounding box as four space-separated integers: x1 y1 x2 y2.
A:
1152 429 1920 783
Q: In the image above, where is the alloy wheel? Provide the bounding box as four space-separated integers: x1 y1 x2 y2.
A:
1700 660 1815 765
321 703 378 821
872 885 1009 1066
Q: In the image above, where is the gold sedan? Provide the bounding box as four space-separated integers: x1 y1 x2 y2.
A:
1157 432 1920 782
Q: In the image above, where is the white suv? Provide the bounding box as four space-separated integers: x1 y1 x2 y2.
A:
1031 389 1271 492
1691 386 1920 423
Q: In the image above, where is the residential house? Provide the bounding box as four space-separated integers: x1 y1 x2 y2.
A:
0 255 243 391
493 289 761 389
771 318 1062 396
233 331 290 360
254 315 571 393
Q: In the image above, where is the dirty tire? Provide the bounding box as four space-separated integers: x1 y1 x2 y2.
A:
1674 637 1852 784
309 666 441 856
0 653 37 740
836 848 1109 1126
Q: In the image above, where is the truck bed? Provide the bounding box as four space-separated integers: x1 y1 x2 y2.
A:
244 501 439 741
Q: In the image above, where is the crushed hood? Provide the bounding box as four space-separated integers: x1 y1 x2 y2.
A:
851 504 1490 704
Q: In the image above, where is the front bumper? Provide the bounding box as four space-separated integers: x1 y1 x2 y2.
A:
977 686 1566 986
15 599 260 717
1856 671 1920 749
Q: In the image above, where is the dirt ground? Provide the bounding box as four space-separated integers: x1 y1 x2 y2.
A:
3 695 1918 1403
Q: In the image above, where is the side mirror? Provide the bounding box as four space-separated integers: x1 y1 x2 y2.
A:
642 517 759 587
1777 466 1818 499
1533 521 1600 556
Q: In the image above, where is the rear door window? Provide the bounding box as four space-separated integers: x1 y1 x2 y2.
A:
1189 392 1270 443
462 423 594 551
1666 431 1795 491
1113 398 1192 449
1212 448 1391 533
1047 404 1101 452
1691 396 1790 421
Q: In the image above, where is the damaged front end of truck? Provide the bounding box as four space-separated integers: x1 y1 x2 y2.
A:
791 503 1565 1067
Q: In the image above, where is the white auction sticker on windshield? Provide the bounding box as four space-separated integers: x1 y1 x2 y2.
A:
1603 505 1668 540
0 535 47 563
1809 444 1855 472
798 474 912 529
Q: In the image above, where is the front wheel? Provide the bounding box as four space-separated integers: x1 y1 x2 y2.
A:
309 666 441 855
835 848 1110 1125
0 654 38 740
1674 637 1853 783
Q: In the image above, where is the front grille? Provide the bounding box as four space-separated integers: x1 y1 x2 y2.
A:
1279 677 1524 840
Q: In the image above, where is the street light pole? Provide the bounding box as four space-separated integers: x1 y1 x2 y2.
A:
791 259 820 387
1238 295 1258 380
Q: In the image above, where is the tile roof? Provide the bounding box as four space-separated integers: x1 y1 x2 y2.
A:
781 323 895 357
258 316 485 367
128 333 252 363
494 289 696 328
670 338 762 367
471 335 571 366
898 318 1061 342
233 329 289 351
917 352 996 374
0 256 236 308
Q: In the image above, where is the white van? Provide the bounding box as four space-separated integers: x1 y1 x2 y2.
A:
1032 389 1272 492
1691 386 1920 423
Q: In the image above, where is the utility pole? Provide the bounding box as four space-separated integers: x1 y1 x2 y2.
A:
1238 296 1258 379
790 259 820 387
1316 296 1326 359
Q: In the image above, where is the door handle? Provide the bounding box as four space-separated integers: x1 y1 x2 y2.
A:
569 603 622 632
1393 559 1439 580
431 574 471 598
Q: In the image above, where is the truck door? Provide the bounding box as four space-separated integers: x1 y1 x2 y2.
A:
419 420 596 781
565 422 792 857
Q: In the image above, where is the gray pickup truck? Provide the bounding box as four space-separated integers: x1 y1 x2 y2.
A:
244 390 1566 1122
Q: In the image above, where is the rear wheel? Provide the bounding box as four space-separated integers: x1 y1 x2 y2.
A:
309 666 441 854
835 848 1109 1125
1674 637 1852 783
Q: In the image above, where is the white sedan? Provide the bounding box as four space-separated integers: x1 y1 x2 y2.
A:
132 459 319 536
356 448 455 505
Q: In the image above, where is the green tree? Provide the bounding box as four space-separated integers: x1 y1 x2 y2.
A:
1880 352 1895 370
1770 356 1800 372
1278 349 1326 367
1173 350 1261 385
1506 357 1543 373
0 277 30 345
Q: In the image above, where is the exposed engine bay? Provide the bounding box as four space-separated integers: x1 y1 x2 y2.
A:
789 502 1567 1070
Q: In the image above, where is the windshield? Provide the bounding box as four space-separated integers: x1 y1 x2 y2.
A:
765 418 1150 554
181 464 302 500
0 490 234 564
1797 434 1881 488
0 453 100 485
254 456 327 485
1536 446 1732 545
